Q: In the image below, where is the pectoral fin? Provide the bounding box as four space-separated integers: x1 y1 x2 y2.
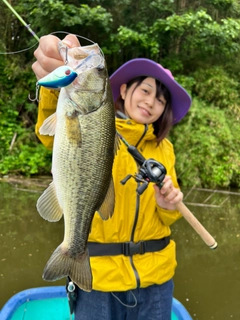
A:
36 182 63 222
66 110 82 146
97 177 115 220
39 112 57 136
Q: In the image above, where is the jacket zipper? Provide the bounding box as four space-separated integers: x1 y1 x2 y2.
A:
129 124 148 288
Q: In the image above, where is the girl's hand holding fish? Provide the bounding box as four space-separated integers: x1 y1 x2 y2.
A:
153 175 183 211
32 34 80 80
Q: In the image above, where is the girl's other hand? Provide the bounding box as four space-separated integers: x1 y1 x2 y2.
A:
32 34 80 80
153 175 183 211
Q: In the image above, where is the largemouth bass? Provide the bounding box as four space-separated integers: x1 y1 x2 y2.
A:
36 43 117 292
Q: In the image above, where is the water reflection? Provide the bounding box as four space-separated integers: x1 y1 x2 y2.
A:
0 179 239 319
0 179 66 306
172 188 240 320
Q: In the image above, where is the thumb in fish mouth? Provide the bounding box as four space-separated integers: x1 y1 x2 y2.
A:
62 34 81 49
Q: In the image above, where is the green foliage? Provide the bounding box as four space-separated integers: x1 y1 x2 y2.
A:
31 1 113 43
0 16 51 176
151 10 240 68
110 25 159 60
193 66 240 117
0 0 240 187
170 98 240 188
0 108 19 158
174 75 196 94
0 74 52 176
0 144 52 176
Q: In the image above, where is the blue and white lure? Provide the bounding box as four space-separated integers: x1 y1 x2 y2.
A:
37 66 78 89
38 42 103 88
31 42 104 101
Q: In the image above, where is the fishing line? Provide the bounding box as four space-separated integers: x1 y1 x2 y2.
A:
0 43 38 55
0 31 103 56
50 31 96 45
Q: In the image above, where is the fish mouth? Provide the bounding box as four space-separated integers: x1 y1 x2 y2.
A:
75 53 104 72
58 42 104 73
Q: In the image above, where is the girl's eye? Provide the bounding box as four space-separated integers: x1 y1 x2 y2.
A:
157 98 166 106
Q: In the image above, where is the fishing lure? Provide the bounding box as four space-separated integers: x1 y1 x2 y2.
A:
37 66 78 89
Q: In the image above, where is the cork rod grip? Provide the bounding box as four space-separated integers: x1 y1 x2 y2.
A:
176 202 218 249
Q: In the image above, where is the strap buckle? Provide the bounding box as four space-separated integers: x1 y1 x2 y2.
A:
123 241 146 256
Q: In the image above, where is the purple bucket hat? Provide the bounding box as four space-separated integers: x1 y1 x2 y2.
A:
110 58 191 124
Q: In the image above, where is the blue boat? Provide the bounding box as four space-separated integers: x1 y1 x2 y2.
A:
0 286 192 320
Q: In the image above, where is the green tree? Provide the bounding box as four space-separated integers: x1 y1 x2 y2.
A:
170 98 240 188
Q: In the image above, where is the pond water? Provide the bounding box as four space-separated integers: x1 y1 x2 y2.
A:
0 178 239 319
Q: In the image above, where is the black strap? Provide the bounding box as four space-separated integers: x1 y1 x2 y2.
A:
88 236 170 257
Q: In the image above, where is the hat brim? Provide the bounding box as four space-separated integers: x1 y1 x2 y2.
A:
110 58 191 124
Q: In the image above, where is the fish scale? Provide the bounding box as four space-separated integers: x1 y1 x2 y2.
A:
36 43 117 292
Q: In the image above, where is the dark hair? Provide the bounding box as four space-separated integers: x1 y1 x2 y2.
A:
115 76 173 144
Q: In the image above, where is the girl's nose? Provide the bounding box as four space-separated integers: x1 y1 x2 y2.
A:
145 95 155 108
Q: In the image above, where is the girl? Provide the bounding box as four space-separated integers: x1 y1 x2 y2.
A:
32 34 191 320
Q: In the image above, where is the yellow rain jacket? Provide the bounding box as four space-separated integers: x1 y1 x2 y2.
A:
36 87 182 292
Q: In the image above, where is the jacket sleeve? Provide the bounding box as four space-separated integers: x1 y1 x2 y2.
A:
156 206 182 226
155 140 182 226
35 87 59 150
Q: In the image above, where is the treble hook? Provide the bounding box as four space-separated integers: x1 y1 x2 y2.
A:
28 84 40 102
58 45 69 65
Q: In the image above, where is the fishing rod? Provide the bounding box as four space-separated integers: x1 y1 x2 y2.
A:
2 0 40 42
117 131 218 250
1 0 98 52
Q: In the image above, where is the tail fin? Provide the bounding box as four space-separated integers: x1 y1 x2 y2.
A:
42 244 92 292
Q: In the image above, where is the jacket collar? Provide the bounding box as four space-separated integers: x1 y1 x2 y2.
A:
116 118 156 147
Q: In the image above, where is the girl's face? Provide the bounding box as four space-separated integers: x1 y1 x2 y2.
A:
120 77 166 124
